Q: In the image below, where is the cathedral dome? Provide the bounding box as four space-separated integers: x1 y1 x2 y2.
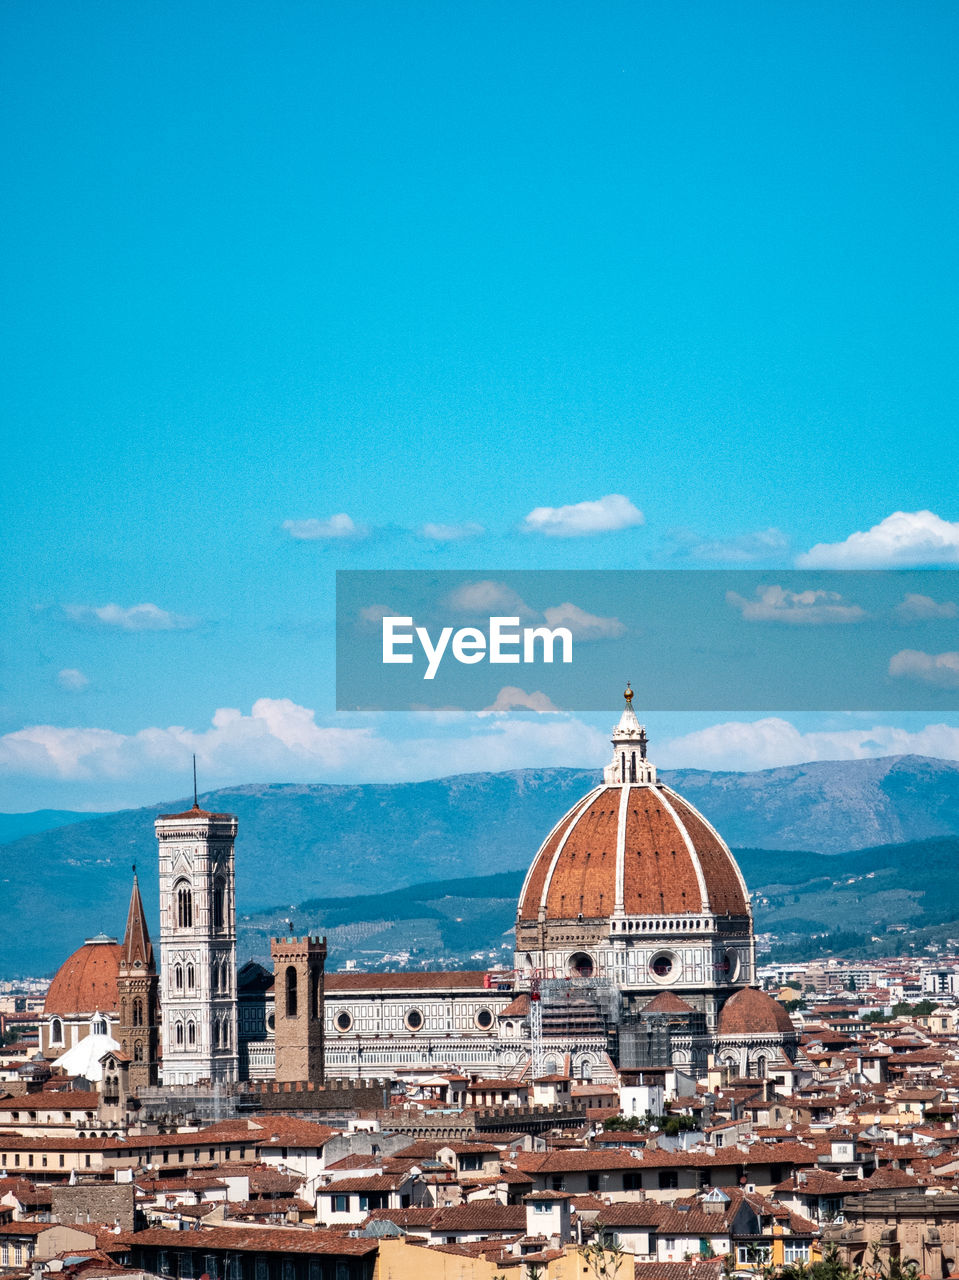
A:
717 986 794 1035
44 935 121 1016
516 700 750 926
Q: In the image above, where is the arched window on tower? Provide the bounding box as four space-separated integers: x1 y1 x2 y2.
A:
175 965 183 991
132 998 143 1027
220 961 229 994
176 882 193 929
187 1022 196 1047
175 1022 184 1046
213 878 225 930
186 964 195 990
286 966 298 1018
211 964 219 994
621 752 625 780
310 966 321 1020
213 1021 220 1049
630 752 637 782
134 1040 143 1062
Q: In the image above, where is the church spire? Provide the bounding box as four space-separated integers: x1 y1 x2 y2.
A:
121 868 154 971
603 683 656 785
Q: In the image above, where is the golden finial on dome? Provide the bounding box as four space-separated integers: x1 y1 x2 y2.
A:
624 682 633 704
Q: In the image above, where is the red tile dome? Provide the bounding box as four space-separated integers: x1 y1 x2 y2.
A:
44 935 121 1016
718 986 794 1035
517 695 750 927
517 781 749 923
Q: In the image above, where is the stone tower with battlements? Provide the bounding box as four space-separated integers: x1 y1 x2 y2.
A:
270 935 327 1084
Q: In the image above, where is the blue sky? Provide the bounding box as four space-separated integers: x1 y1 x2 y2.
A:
3 1 959 810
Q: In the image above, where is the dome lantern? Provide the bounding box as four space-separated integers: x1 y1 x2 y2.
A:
604 682 655 784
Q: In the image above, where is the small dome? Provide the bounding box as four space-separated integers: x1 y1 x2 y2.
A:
718 987 794 1036
643 992 695 1014
45 937 121 1016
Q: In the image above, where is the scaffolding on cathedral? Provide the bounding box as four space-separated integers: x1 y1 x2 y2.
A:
527 969 619 1079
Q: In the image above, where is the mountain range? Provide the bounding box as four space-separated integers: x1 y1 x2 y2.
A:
4 753 959 976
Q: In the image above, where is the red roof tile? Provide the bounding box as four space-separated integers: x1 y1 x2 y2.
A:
45 940 121 1016
517 782 749 922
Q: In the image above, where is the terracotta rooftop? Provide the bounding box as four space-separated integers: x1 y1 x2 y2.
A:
157 804 235 821
105 1227 377 1256
326 971 492 992
0 1091 100 1111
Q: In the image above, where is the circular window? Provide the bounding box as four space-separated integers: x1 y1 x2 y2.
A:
266 1013 275 1032
649 951 681 983
720 950 740 982
568 952 594 978
335 1010 353 1033
475 1008 494 1030
405 1008 424 1031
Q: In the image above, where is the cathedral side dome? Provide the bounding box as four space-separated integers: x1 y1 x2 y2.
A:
44 935 122 1016
717 985 795 1035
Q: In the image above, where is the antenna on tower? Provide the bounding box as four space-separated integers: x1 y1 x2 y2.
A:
192 754 198 809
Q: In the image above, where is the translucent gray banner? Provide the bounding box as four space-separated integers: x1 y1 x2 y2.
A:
336 570 959 711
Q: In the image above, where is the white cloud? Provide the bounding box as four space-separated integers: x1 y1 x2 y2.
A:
542 602 626 640
417 521 485 542
797 510 959 568
445 580 538 620
0 699 376 782
0 699 608 791
357 604 396 630
894 593 959 622
63 603 198 631
57 668 90 692
660 717 959 771
521 494 645 537
441 584 623 638
726 585 867 624
479 687 561 716
666 527 790 563
888 649 959 689
283 514 369 540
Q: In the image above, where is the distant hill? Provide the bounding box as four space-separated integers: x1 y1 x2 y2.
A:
6 753 959 976
0 809 106 845
666 754 959 853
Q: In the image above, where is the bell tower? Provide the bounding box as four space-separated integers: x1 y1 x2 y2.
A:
270 935 327 1084
115 869 160 1091
156 795 239 1084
